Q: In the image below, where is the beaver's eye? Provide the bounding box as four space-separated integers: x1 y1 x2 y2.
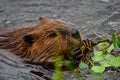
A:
49 33 57 38
72 30 80 39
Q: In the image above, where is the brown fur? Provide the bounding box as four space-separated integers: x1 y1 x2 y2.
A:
0 18 81 64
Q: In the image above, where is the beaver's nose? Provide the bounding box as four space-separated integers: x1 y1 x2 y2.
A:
60 30 80 39
60 31 69 38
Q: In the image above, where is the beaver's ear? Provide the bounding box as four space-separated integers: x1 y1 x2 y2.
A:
38 17 49 24
23 34 35 46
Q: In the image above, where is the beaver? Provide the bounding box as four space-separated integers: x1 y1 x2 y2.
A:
0 18 83 69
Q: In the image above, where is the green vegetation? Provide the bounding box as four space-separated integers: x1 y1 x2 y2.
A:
52 33 120 80
112 33 120 47
79 62 89 69
52 56 63 80
90 33 120 73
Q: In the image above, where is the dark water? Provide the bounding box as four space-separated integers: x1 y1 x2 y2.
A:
0 0 120 80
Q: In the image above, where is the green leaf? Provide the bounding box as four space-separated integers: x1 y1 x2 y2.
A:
107 44 114 53
110 57 120 67
104 54 115 61
92 56 104 62
97 42 110 50
91 66 105 73
100 60 111 67
94 50 103 56
112 33 117 47
52 56 63 80
117 36 120 47
79 62 89 69
52 70 63 80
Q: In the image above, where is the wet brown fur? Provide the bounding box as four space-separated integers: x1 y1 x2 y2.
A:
0 18 81 64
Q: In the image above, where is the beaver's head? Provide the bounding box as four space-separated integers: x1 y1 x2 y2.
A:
21 18 81 63
0 18 81 64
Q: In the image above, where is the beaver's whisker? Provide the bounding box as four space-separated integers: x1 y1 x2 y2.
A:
27 49 38 59
13 44 24 53
45 52 56 61
21 50 29 58
34 44 55 62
